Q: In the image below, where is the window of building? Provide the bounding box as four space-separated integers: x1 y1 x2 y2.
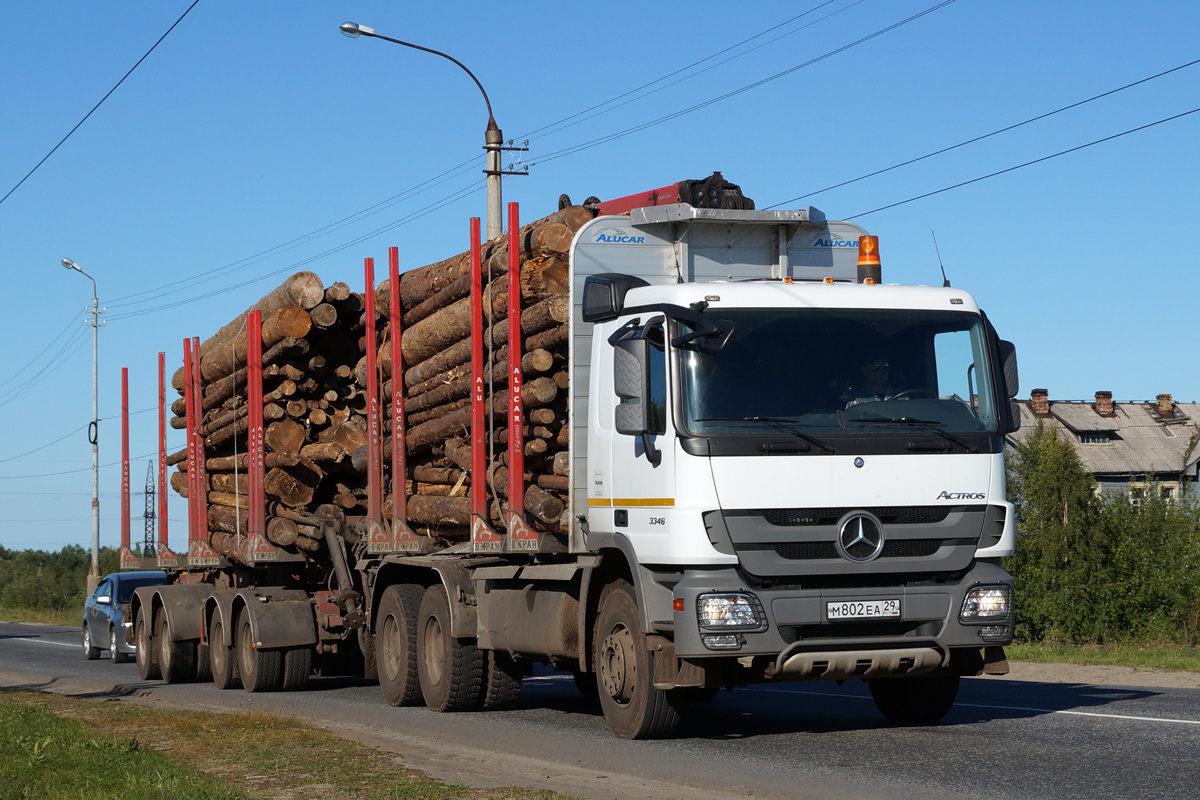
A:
1079 432 1112 444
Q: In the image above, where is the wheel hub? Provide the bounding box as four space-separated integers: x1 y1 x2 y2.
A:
600 626 635 702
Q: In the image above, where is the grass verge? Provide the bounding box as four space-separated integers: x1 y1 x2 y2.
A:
1009 642 1200 673
0 689 581 800
0 607 79 627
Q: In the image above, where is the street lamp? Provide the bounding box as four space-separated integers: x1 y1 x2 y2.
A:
61 258 103 592
339 21 512 241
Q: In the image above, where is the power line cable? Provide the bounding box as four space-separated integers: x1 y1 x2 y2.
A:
101 5 870 313
521 0 858 141
531 0 957 166
0 406 157 465
768 55 1200 209
846 105 1200 219
0 0 202 208
0 310 83 393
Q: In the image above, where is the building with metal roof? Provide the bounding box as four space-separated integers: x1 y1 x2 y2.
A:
1007 390 1200 499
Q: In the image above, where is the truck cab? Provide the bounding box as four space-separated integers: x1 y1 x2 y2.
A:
571 203 1018 731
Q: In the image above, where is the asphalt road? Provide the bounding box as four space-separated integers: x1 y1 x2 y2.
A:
3 620 1198 800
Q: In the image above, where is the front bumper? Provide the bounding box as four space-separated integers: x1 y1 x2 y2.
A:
671 560 1012 678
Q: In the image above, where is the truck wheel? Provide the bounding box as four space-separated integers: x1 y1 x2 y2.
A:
82 625 100 661
281 647 312 692
478 650 523 710
158 613 196 684
417 584 483 711
571 669 600 706
238 616 283 692
109 627 128 664
376 584 424 707
194 643 212 683
868 675 960 725
135 612 160 681
209 617 239 690
594 585 683 739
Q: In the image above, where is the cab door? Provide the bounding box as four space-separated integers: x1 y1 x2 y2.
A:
608 317 677 561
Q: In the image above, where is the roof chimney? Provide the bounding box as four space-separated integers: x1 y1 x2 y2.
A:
1031 388 1050 416
1157 393 1174 418
1094 391 1114 416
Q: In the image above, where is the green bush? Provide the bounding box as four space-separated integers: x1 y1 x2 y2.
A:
0 545 120 616
1005 421 1200 645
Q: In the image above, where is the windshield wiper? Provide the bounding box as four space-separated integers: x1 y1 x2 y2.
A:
695 416 836 454
856 415 978 453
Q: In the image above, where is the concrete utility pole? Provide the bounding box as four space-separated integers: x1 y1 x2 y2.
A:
61 258 103 593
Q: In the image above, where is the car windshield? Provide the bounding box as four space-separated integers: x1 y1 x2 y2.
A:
679 308 998 436
115 577 163 604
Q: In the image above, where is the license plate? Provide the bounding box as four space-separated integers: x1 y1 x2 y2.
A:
827 599 901 620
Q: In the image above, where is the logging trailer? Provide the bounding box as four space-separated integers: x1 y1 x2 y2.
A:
121 174 1020 738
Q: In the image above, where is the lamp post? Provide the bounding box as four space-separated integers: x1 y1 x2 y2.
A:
339 21 507 241
61 258 102 592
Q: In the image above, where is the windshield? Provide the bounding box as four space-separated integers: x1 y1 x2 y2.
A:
115 577 163 604
679 308 998 436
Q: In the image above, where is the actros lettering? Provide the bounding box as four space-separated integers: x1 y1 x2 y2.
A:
936 491 986 500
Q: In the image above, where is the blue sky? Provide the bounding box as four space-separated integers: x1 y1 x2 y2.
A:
2 0 1198 551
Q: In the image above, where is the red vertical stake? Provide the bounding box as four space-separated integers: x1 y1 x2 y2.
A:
470 217 501 553
182 339 197 549
505 202 537 551
247 310 267 558
157 352 176 568
121 367 130 550
385 246 420 553
191 336 208 553
364 258 382 526
119 367 138 570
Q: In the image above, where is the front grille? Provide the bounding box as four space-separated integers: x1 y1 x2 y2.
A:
762 506 952 527
774 538 942 560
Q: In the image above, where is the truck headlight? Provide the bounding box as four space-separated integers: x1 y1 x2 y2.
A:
695 593 766 631
960 585 1012 621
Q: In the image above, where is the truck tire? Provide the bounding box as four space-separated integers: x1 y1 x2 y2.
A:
158 613 196 684
109 627 128 664
135 612 160 681
478 650 522 711
82 625 100 661
209 616 239 690
238 615 283 693
594 585 683 739
281 647 312 692
868 674 959 725
376 584 424 707
194 643 212 683
417 584 483 712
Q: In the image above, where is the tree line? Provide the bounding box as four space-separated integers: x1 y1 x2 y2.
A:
0 545 120 615
1006 421 1200 645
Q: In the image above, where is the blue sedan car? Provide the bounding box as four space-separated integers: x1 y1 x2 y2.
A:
82 571 168 662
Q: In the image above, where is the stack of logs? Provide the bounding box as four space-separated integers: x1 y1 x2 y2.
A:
168 205 592 563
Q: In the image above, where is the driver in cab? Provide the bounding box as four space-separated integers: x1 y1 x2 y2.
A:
842 354 895 408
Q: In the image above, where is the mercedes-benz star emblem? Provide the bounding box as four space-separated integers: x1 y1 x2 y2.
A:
838 514 884 562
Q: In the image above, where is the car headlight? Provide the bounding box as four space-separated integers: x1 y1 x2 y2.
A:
960 585 1012 621
695 593 766 631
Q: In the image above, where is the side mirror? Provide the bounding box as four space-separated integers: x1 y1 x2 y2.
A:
998 339 1018 399
582 273 650 323
1006 400 1022 435
96 595 112 606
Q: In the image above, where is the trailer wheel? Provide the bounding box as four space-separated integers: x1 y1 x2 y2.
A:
109 627 128 664
209 616 239 690
376 584 424 707
478 650 523 711
194 642 212 683
868 675 959 725
594 585 683 739
158 613 196 684
238 616 283 692
281 647 312 692
417 584 483 711
135 611 160 681
82 625 100 660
